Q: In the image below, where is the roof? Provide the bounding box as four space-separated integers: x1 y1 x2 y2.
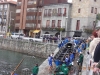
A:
0 1 17 5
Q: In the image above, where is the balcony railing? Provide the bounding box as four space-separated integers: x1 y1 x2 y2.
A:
44 13 67 17
42 27 65 32
25 24 34 28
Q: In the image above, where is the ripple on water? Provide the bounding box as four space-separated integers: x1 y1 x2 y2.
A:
0 49 45 74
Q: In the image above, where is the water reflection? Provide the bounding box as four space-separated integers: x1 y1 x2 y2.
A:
0 49 45 74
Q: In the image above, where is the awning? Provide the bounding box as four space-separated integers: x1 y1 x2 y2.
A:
73 31 82 37
33 30 40 33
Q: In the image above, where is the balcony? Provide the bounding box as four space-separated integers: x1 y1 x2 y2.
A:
27 5 37 8
25 23 34 28
37 0 43 7
42 27 65 32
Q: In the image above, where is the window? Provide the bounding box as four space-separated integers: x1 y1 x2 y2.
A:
0 12 2 18
4 4 7 10
63 8 66 16
52 9 57 16
78 8 81 13
3 19 6 24
44 9 48 16
76 20 80 30
52 20 55 28
48 9 52 16
58 20 61 28
0 5 3 10
58 8 62 16
17 2 21 6
46 20 50 28
27 8 37 12
28 0 36 5
95 8 97 14
91 7 94 13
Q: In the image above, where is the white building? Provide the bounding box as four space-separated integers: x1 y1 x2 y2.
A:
41 3 72 37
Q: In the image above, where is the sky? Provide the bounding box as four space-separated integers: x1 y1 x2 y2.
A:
13 0 17 1
68 0 72 3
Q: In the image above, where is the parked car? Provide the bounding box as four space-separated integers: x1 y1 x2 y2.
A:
0 34 4 38
11 33 25 39
23 37 43 42
40 34 54 39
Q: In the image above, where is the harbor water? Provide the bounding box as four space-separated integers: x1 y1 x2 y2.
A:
0 49 45 75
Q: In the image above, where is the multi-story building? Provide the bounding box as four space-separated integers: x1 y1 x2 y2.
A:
70 0 100 37
41 0 72 37
0 1 16 34
0 0 14 2
15 0 43 37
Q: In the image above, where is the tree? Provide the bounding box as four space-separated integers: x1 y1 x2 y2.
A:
96 13 100 23
84 28 93 34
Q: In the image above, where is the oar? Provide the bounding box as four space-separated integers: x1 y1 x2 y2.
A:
11 58 25 75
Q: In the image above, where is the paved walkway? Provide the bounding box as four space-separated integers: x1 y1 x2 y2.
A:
38 49 92 75
38 48 59 75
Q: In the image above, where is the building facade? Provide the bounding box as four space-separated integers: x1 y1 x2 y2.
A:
15 0 43 37
0 1 16 34
70 0 100 37
41 2 72 37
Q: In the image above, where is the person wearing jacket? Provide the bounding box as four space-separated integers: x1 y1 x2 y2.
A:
89 29 100 74
93 41 100 73
89 30 100 58
32 64 39 75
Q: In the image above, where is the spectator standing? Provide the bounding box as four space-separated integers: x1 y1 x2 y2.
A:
48 55 53 72
32 64 39 75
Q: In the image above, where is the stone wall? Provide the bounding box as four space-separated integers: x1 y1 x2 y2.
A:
0 38 57 58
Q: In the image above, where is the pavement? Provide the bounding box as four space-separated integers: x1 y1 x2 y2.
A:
38 48 92 75
38 48 59 75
